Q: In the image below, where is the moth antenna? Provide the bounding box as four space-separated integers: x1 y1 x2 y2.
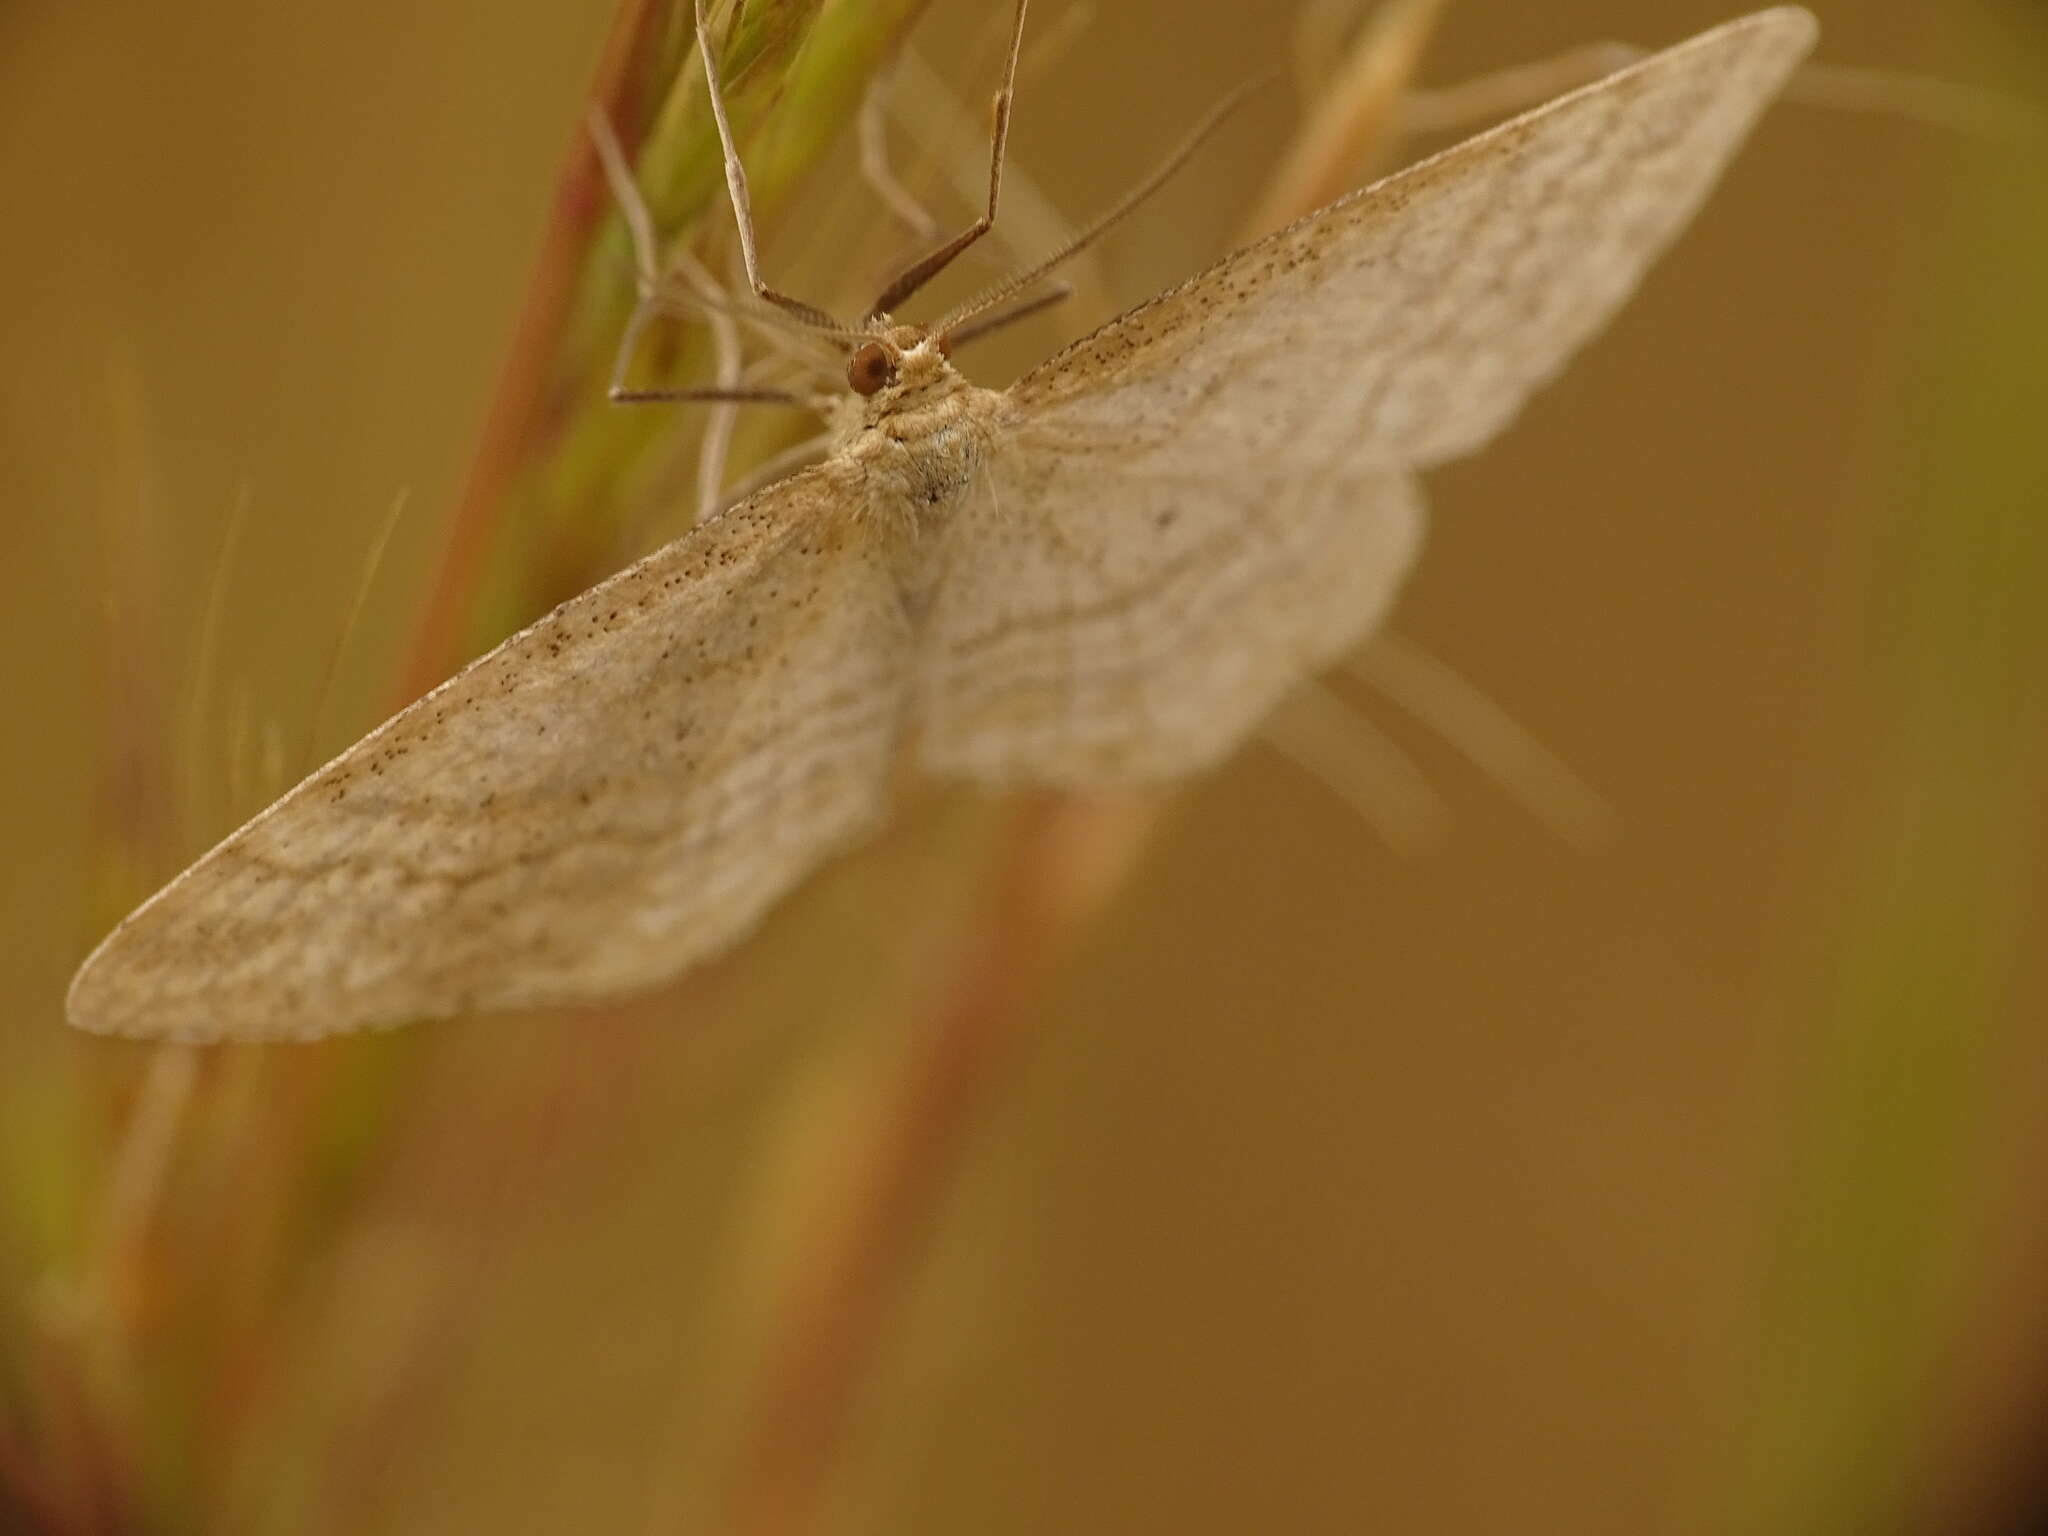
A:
694 0 850 334
936 72 1268 339
866 0 1031 320
942 281 1073 350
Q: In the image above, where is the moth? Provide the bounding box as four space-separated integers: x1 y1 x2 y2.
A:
67 5 1819 1040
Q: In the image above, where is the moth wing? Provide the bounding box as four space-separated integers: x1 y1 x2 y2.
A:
916 10 1812 784
918 441 1424 784
68 463 910 1041
1009 8 1817 471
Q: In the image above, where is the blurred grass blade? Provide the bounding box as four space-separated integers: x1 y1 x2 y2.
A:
1730 6 2048 1530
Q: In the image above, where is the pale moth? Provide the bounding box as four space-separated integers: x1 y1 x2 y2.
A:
68 6 1819 1040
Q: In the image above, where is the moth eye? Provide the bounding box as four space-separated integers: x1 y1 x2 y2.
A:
847 343 896 397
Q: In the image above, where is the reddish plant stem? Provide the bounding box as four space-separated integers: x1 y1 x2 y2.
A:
710 27 1429 1515
394 0 665 706
0 1424 87 1536
721 792 1161 1536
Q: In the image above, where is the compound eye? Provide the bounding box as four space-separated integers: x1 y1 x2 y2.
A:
847 342 896 397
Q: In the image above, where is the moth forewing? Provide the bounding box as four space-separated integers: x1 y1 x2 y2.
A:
1008 6 1819 471
912 8 1816 784
67 466 912 1041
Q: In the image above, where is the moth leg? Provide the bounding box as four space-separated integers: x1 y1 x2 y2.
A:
668 248 749 523
589 108 811 424
587 108 678 401
659 257 835 524
607 385 807 407
586 108 664 291
865 0 1030 320
693 0 847 333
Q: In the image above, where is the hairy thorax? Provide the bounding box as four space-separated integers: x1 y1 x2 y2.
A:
826 327 1006 539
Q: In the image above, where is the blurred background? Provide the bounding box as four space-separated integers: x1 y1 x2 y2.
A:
2 1 2044 1532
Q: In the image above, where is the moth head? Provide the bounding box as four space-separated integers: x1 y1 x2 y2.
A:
846 325 953 400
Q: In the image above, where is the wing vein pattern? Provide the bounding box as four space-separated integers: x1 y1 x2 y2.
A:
918 10 1815 783
66 11 1816 1039
70 464 910 1041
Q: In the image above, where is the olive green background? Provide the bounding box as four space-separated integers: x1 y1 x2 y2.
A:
2 1 2043 1532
